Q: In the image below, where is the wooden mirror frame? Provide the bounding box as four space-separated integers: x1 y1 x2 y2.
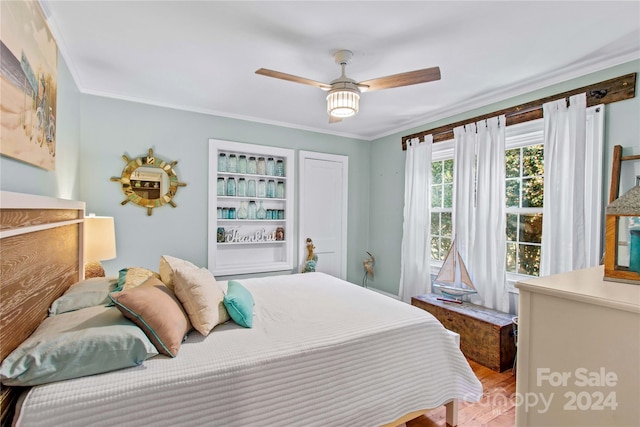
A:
111 148 186 216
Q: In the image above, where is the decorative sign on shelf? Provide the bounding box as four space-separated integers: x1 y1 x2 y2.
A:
218 226 285 243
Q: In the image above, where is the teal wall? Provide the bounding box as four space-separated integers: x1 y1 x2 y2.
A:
2 55 638 293
77 96 371 283
368 60 640 295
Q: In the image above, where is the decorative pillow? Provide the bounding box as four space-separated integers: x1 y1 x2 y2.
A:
223 281 255 328
115 267 161 292
159 255 199 291
173 267 229 336
110 276 191 357
49 276 118 315
0 306 158 386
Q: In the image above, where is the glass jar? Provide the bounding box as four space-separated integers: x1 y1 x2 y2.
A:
257 201 267 219
222 208 229 219
238 178 247 197
226 177 236 196
228 154 237 173
267 180 276 198
257 179 266 198
217 227 225 243
276 181 285 198
218 153 227 172
275 160 285 177
237 201 248 219
238 155 247 174
247 179 256 197
248 201 257 219
217 207 222 219
266 209 273 220
228 207 236 219
266 157 275 176
217 177 226 196
247 157 257 174
278 209 285 219
257 157 266 175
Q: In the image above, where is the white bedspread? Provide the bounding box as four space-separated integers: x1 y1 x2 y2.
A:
15 272 482 427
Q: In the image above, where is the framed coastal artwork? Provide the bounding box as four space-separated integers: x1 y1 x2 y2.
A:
0 0 58 171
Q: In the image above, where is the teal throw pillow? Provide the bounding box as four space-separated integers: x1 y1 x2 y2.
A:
223 281 254 328
49 276 118 315
115 267 128 292
0 306 158 386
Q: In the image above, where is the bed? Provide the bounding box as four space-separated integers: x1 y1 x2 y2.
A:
0 191 482 427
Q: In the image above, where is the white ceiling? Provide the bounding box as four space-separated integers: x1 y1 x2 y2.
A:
41 1 640 141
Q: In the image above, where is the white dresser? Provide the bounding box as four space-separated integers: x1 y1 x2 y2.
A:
515 266 640 426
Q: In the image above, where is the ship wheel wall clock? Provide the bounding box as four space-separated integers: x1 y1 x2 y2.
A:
111 148 187 216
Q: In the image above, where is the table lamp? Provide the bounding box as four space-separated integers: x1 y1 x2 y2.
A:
84 214 116 278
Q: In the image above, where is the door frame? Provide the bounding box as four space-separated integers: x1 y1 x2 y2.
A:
298 150 349 279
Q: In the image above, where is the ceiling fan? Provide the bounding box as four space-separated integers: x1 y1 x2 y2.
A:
255 50 441 123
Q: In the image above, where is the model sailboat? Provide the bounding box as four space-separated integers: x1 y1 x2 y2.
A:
433 240 478 301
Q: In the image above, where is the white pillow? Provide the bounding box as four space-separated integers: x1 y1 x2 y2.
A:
173 267 229 336
159 255 199 290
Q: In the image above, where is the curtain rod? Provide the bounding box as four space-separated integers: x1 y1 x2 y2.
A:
401 72 636 150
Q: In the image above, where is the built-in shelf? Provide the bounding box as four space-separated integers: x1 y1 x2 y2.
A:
217 219 286 222
217 196 286 201
217 171 288 180
208 139 295 276
218 240 287 246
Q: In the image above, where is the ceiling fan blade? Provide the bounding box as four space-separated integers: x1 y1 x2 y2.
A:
255 68 332 90
329 115 342 124
357 66 441 92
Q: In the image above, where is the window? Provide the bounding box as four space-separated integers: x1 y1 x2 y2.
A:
428 107 603 282
505 144 544 276
429 121 545 278
431 157 454 261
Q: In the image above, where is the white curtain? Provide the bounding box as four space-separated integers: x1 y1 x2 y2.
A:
453 123 476 265
453 116 509 312
472 117 508 311
540 94 588 276
584 105 605 266
399 136 433 303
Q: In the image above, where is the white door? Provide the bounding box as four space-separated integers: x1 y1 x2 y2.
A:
298 151 348 279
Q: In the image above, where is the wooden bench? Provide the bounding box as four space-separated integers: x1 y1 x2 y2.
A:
412 294 516 372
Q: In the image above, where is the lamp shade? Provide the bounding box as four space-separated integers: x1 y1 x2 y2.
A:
326 81 360 118
84 215 116 262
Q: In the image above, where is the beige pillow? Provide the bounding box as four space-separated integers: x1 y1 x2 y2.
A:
159 255 199 290
173 267 229 336
121 267 160 291
110 276 191 357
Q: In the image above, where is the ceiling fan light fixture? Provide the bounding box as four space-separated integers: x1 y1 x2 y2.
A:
257 49 441 121
327 86 360 118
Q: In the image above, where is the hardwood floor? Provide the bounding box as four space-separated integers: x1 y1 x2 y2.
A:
406 360 516 427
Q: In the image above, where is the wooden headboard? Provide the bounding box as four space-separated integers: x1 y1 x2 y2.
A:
0 191 85 427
